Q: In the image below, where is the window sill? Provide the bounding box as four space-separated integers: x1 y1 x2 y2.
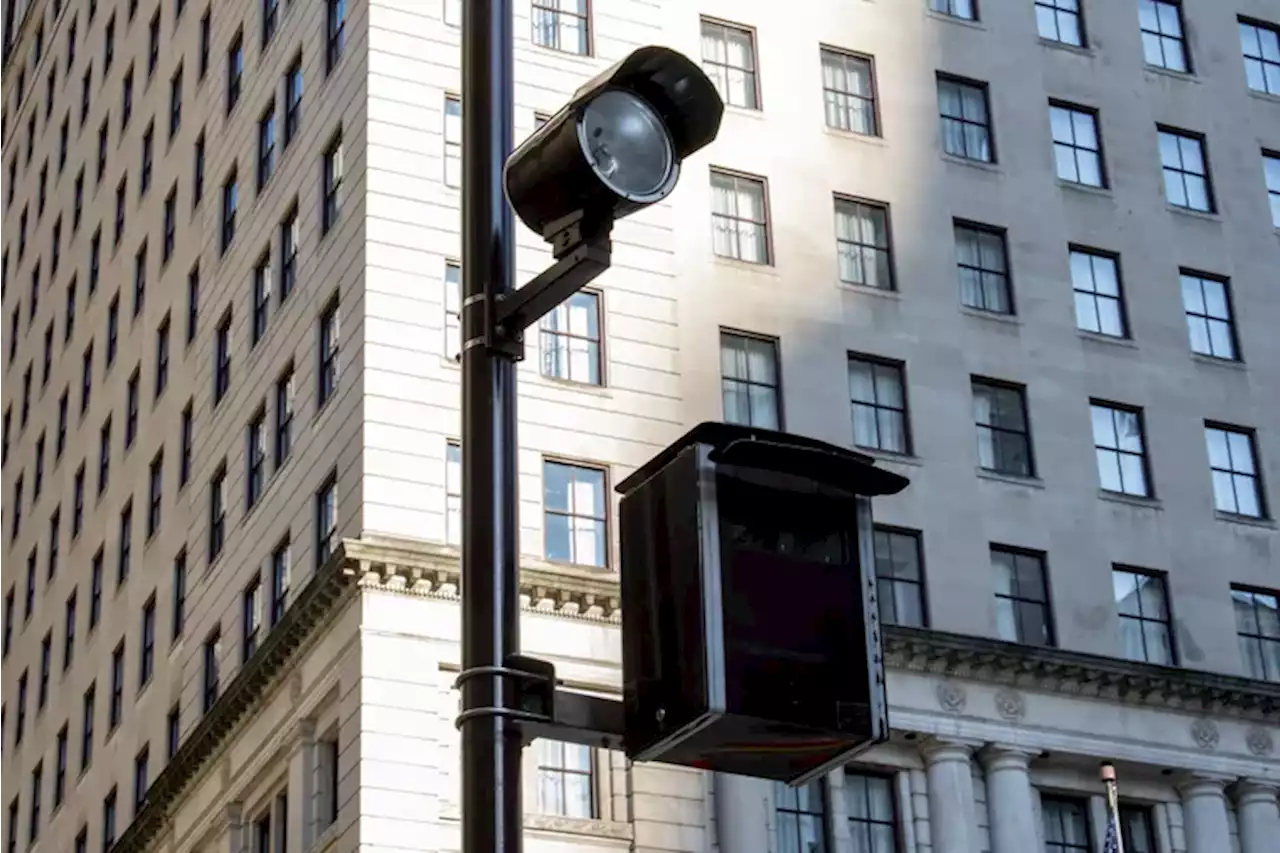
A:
711 256 777 275
1247 88 1280 106
1056 179 1111 198
523 814 633 841
823 126 888 148
1037 37 1092 57
1097 490 1162 510
940 153 1001 174
1167 204 1221 224
976 469 1044 489
960 306 1019 326
1190 353 1246 371
1143 65 1198 85
722 104 766 121
1214 512 1275 530
925 10 985 30
837 280 901 300
1077 330 1136 349
858 449 923 468
532 374 612 397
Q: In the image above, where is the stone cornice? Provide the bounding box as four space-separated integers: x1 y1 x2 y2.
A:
110 535 1279 853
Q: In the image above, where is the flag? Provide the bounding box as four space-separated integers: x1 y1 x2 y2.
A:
1103 815 1121 853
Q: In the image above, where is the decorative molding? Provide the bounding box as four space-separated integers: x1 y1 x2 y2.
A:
993 689 1026 722
935 681 968 713
1189 719 1220 751
1245 727 1274 758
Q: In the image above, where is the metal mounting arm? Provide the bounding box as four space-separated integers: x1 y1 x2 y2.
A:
488 211 613 357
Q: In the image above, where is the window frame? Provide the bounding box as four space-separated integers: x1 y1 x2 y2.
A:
537 289 604 386
699 17 761 111
1139 0 1191 74
322 132 344 233
1264 149 1280 230
774 778 830 853
1241 18 1280 96
1048 100 1106 188
709 168 773 265
971 377 1035 478
719 329 783 430
820 46 879 136
1069 245 1128 339
872 525 927 629
990 544 1055 647
1112 565 1176 666
1204 422 1267 519
318 298 340 407
847 353 911 455
533 739 597 818
529 0 591 56
1231 585 1280 682
1157 125 1215 213
833 195 894 290
1090 400 1153 498
1180 269 1240 362
1041 795 1091 853
937 74 995 164
954 220 1014 315
541 458 610 569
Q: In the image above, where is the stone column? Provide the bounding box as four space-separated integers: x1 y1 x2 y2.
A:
225 803 245 853
714 773 772 853
1177 774 1232 853
920 738 981 853
286 718 316 853
979 744 1039 853
1235 779 1280 853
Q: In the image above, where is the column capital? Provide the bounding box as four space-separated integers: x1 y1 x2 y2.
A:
1234 778 1280 805
1176 772 1234 798
978 742 1037 772
919 736 983 765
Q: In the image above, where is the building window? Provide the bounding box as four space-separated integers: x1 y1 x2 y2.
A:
227 30 244 113
73 468 85 536
446 442 462 547
327 0 346 72
187 264 200 344
539 292 601 385
280 206 299 300
147 8 160 73
775 779 827 853
63 592 76 670
54 725 68 807
1232 586 1279 682
992 546 1052 646
972 379 1032 477
317 736 339 829
209 464 227 561
141 122 155 195
122 65 135 129
118 501 133 584
1242 20 1280 95
834 198 892 289
262 0 279 45
133 746 149 815
199 8 211 78
193 132 205 205
1205 425 1265 518
1042 797 1090 853
444 262 462 360
1037 0 1084 46
316 474 338 567
163 187 177 263
180 402 194 486
148 452 164 535
873 527 925 628
169 65 183 138
167 705 181 760
938 76 992 162
1091 403 1150 497
247 409 266 508
253 255 271 345
1050 103 1104 187
90 550 103 627
444 96 462 188
954 222 1011 314
222 169 238 251
109 640 125 728
285 57 303 144
699 19 758 110
126 368 140 447
108 295 121 365
81 684 96 770
323 134 344 232
275 367 295 467
1159 128 1213 212
156 316 171 397
720 331 780 429
1120 805 1158 853
115 178 128 245
531 0 589 55
270 539 290 626
318 300 340 406
710 170 770 264
215 311 232 403
140 595 156 686
843 772 898 853
202 626 220 712
1140 0 1189 73
242 578 261 661
848 355 909 454
257 103 276 190
1070 248 1125 337
98 417 112 494
1264 151 1280 229
536 740 594 817
1181 271 1238 361
543 461 607 568
821 48 877 135
102 787 118 850
172 549 187 642
1113 567 1173 665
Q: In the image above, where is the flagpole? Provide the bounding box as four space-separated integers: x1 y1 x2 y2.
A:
1100 762 1126 853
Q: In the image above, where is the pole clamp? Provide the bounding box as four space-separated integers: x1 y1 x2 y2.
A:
453 654 559 732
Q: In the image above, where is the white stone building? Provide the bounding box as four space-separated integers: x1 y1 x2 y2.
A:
1 2 1277 853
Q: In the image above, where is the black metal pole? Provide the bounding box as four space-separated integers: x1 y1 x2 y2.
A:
460 2 521 853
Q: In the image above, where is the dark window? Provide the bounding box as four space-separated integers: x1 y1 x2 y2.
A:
140 121 155 195
180 401 194 486
171 549 187 641
1159 128 1213 212
147 452 164 536
66 278 78 342
214 311 232 403
848 355 909 454
29 762 42 843
1140 0 1189 72
1205 424 1265 518
1113 567 1173 665
117 502 132 584
89 229 101 293
1091 403 1150 497
221 168 238 251
155 315 171 397
247 409 266 508
775 779 828 853
38 632 51 707
275 367 295 466
1050 103 1104 187
719 331 780 429
89 549 103 628
252 255 271 345
972 379 1032 477
954 222 1011 314
542 461 607 568
1180 271 1238 361
242 578 261 661
202 626 221 712
15 671 27 742
125 368 140 447
80 683 95 770
209 464 227 561
102 787 117 850
107 295 120 365
992 546 1053 646
73 467 86 536
139 595 156 686
284 56 302 144
938 76 993 162
1041 797 1089 853
169 65 183 137
270 539 290 626
193 131 205 205
104 13 116 70
63 591 76 670
227 30 244 113
1231 586 1279 682
121 64 134 129
199 8 211 78
262 0 279 45
108 640 124 728
166 704 180 759
315 474 338 567
280 206 299 300
115 177 128 246
318 301 339 405
873 526 925 628
322 134 344 232
530 0 589 55
326 0 346 72
98 417 112 494
709 170 770 264
257 103 277 189
54 725 68 806
133 745 149 815
534 740 595 817
1070 248 1126 337
186 264 200 343
834 198 891 289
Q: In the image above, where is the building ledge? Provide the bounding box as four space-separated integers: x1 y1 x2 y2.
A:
110 535 1280 853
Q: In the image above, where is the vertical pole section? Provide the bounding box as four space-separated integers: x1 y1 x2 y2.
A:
460 3 521 853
